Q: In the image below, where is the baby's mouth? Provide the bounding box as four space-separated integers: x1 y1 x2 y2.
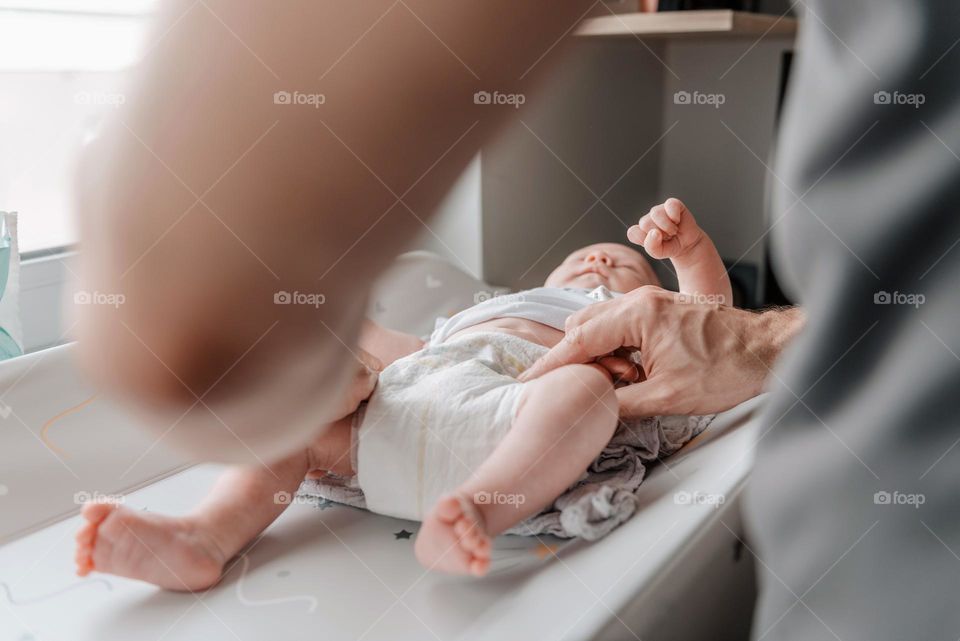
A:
578 265 609 278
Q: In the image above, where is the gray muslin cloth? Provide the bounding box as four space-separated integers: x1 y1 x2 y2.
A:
297 413 712 541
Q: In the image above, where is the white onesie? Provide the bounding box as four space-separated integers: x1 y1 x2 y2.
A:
429 286 619 344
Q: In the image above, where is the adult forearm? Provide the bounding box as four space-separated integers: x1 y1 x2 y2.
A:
748 306 806 371
76 0 596 461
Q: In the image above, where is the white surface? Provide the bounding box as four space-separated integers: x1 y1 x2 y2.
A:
0 398 762 641
0 344 184 542
366 251 508 338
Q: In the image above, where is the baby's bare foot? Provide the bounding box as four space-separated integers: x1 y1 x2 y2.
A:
75 502 226 591
415 493 491 577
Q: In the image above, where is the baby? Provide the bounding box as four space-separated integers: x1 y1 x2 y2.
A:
74 198 732 587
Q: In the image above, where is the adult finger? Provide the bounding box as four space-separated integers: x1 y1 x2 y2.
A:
519 316 628 382
351 347 381 401
356 346 383 373
325 347 380 421
597 355 641 384
562 295 619 328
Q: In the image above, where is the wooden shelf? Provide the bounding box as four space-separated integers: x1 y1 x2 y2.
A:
575 10 797 39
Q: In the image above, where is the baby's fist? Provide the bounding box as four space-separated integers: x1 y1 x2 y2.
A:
627 198 703 260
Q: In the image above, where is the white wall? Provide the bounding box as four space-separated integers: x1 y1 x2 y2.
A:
481 39 667 290
12 30 796 352
19 252 76 352
659 36 793 269
407 155 483 280
474 34 793 297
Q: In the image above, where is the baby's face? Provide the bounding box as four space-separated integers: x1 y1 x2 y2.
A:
544 243 660 293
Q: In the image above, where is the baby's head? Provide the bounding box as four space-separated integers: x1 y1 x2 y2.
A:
544 243 660 293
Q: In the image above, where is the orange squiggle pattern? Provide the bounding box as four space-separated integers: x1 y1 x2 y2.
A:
40 392 99 457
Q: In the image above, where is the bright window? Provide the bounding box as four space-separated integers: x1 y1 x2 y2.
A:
0 0 157 252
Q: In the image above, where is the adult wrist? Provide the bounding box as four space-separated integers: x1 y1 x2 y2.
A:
750 307 805 370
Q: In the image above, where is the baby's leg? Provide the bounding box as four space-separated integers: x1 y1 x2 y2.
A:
75 415 353 591
415 364 618 576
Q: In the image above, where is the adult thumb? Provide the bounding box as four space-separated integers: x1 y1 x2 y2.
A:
519 317 623 382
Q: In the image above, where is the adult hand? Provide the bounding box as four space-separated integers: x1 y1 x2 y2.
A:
519 287 804 418
327 346 381 422
302 346 379 480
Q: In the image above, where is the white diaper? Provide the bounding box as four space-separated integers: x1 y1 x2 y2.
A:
356 331 547 521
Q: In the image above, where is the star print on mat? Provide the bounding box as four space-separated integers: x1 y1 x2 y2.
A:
394 529 413 540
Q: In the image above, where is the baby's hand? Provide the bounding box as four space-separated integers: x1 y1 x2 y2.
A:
627 198 704 260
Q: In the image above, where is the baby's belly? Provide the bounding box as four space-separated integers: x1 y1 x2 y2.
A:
447 317 565 348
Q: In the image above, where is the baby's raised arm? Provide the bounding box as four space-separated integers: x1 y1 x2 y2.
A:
628 198 733 306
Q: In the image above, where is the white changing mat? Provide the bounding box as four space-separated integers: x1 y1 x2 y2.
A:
0 342 766 641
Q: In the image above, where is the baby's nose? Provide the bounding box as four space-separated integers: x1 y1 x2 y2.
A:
585 252 613 266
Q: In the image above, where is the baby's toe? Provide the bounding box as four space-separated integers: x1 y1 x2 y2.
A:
453 517 475 538
474 537 491 556
434 496 464 524
81 501 116 524
75 522 96 547
75 542 95 576
455 523 485 552
469 556 490 577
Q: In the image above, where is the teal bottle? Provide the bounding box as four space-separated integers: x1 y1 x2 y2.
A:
0 217 22 359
